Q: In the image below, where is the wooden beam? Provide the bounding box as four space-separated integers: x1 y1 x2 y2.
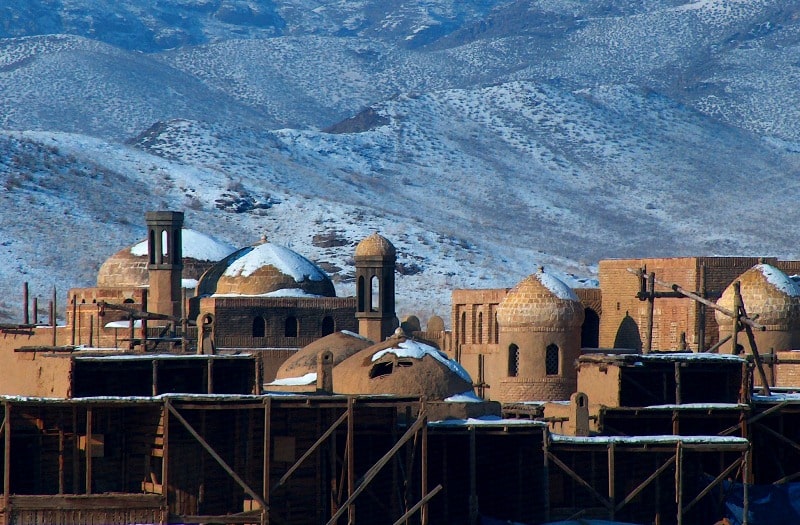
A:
546 451 612 511
165 401 268 511
263 398 271 525
682 457 742 514
391 484 442 525
86 407 93 495
3 403 10 512
272 410 348 495
615 454 676 513
719 400 788 436
347 397 355 525
327 409 429 525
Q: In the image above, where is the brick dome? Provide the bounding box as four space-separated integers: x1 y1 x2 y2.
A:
355 233 396 258
97 228 236 288
716 264 800 330
275 331 373 380
332 331 474 399
197 241 336 297
496 269 584 330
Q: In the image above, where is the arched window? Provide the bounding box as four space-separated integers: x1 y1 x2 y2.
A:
477 312 483 344
161 229 169 260
172 229 181 264
508 344 519 377
148 230 156 264
252 316 266 338
285 316 298 338
546 344 559 375
357 276 365 312
370 275 380 312
322 316 335 336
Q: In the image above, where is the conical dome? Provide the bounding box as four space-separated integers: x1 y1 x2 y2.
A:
496 269 584 329
716 264 800 330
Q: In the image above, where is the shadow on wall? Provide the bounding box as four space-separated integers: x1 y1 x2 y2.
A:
614 312 641 351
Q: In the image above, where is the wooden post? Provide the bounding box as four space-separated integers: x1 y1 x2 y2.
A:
207 358 214 394
698 264 706 352
71 294 77 346
33 297 38 325
469 425 478 525
420 401 428 525
182 316 189 354
72 406 79 494
89 315 94 348
85 407 93 495
644 271 655 354
58 415 64 494
347 397 355 525
162 402 169 504
743 446 750 525
23 282 29 325
732 282 742 355
263 398 271 525
51 286 57 347
4 402 11 512
675 443 683 525
152 360 159 397
674 362 682 405
141 290 148 353
608 443 615 521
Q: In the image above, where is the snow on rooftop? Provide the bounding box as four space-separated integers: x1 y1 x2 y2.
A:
212 288 326 298
754 263 800 297
444 390 482 403
340 330 370 341
267 372 317 386
636 352 745 362
551 434 749 445
104 319 142 329
752 392 800 403
536 269 580 301
428 415 547 427
130 228 236 261
637 403 747 410
223 243 327 282
372 339 473 383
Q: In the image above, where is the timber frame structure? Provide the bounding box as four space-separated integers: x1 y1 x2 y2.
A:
0 394 445 525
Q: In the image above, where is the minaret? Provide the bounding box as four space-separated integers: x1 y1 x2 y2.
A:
354 233 397 342
145 211 184 319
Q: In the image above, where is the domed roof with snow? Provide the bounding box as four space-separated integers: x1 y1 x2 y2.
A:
716 264 800 329
197 240 336 297
355 233 396 258
275 331 374 381
97 228 237 288
496 268 584 329
331 329 474 399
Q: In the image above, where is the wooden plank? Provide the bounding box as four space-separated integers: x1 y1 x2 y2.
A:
614 454 676 513
546 451 612 511
682 457 743 514
165 401 268 511
392 484 443 525
10 494 164 510
271 410 348 495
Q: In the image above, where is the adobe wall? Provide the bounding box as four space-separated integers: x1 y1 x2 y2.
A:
451 288 508 349
575 362 621 408
0 345 72 397
598 257 763 351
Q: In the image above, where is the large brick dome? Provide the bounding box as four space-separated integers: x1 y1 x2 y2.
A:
355 233 396 258
496 269 584 330
96 228 236 288
716 264 800 330
197 241 336 297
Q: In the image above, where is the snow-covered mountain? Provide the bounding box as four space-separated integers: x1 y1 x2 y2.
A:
2 0 800 324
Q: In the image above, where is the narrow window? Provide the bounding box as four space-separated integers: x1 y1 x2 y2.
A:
508 344 519 377
460 312 467 345
357 276 365 312
252 316 265 338
161 229 169 260
546 344 559 375
494 313 499 344
477 312 483 344
172 229 181 264
322 316 335 336
370 275 380 312
285 316 298 338
148 230 156 265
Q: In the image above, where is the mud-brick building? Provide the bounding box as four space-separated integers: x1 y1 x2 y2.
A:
598 256 800 352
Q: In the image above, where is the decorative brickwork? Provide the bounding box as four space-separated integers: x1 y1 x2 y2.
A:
497 377 575 403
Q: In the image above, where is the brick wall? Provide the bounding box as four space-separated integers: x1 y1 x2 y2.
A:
497 377 575 402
